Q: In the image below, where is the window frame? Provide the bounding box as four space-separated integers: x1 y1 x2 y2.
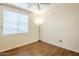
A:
3 10 29 35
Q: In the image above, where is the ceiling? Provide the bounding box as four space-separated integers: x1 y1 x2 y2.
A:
9 3 52 13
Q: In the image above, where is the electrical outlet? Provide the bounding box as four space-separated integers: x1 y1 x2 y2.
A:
59 40 62 43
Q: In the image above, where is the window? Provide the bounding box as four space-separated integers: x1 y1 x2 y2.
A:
3 10 29 35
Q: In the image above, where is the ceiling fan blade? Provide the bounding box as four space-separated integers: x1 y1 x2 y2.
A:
40 3 50 5
37 3 41 10
27 3 33 8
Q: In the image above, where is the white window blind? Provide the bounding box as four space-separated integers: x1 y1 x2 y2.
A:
3 10 29 35
18 13 29 33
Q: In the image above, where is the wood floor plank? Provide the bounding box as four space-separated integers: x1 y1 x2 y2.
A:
0 41 79 56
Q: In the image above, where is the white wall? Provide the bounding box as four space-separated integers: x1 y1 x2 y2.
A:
0 3 79 53
0 5 39 52
40 3 79 52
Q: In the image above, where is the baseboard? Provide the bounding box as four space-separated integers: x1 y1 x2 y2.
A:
1 40 42 53
1 40 79 54
1 40 39 53
41 40 79 53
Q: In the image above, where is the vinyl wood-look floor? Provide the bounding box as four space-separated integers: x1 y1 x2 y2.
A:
0 41 79 56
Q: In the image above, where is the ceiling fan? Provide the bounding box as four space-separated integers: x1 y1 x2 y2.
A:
26 3 50 10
